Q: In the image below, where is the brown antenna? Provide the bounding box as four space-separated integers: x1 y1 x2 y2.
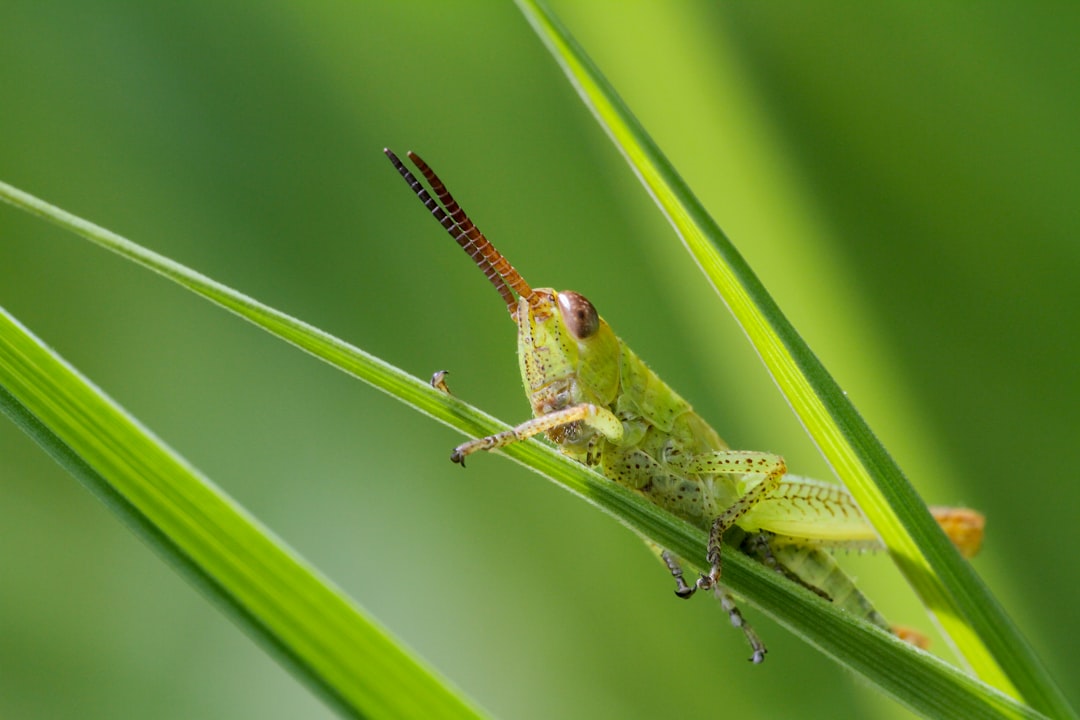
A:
384 148 533 312
405 151 534 303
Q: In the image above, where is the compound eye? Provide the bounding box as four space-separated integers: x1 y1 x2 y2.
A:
557 291 600 339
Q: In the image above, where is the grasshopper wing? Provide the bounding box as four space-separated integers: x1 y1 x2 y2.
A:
741 475 984 557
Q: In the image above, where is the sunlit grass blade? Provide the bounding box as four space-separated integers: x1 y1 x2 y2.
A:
514 1 1074 718
0 306 486 720
0 181 1049 720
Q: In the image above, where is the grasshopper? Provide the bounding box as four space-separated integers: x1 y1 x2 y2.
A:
385 148 984 662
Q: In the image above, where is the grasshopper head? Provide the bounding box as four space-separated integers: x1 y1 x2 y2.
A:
385 149 620 415
514 288 620 416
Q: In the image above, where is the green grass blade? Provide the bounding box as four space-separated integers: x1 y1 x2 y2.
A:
0 305 486 720
0 181 1048 720
514 1 1074 718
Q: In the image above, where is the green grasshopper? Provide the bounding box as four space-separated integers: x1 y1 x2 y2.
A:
385 148 984 662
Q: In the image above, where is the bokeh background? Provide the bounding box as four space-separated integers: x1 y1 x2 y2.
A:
2 2 1077 718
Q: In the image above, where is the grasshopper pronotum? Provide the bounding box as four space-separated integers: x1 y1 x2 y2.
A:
385 148 983 662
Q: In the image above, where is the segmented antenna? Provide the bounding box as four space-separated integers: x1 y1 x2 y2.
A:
384 148 532 312
405 151 534 302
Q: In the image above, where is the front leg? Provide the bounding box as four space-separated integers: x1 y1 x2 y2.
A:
451 403 623 465
668 450 787 591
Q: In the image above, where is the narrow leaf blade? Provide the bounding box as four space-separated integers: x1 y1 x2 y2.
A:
0 305 486 720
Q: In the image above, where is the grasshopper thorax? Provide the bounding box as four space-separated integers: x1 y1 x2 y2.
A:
515 289 621 418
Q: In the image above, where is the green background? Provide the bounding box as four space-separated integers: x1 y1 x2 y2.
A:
1 2 1076 718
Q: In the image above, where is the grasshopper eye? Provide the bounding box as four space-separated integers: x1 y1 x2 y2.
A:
557 291 600 339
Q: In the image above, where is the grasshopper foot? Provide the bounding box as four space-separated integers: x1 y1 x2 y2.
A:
661 550 697 598
674 585 695 599
697 563 721 593
714 586 767 663
450 449 466 466
430 370 452 395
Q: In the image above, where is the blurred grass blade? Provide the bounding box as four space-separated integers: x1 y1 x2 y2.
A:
514 1 1074 717
0 306 486 720
0 182 1048 720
